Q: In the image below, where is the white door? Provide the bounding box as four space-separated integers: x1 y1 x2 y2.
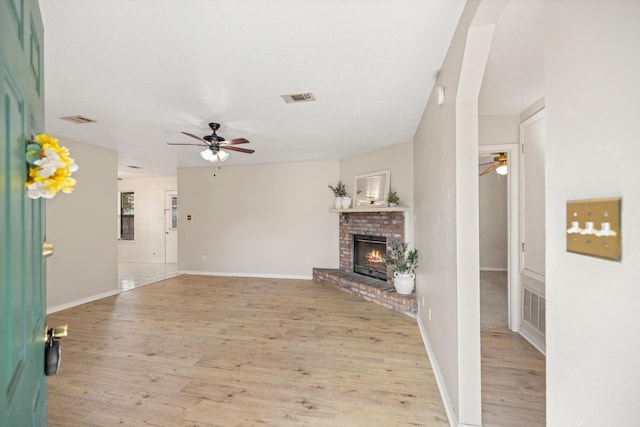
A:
520 109 546 353
165 192 178 263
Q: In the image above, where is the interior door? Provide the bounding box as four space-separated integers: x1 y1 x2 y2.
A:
0 0 47 425
520 109 546 353
165 191 178 263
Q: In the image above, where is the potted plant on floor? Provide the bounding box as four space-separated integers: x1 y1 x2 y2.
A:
328 180 348 209
382 241 418 295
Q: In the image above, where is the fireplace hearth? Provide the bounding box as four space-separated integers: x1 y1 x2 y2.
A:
313 209 415 317
353 234 387 281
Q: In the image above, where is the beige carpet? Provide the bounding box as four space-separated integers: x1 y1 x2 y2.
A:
480 270 508 327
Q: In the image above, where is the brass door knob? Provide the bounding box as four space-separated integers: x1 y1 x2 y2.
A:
49 325 68 339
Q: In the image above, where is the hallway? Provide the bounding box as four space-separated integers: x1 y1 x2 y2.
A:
480 271 546 426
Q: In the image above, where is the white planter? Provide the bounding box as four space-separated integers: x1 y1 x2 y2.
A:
334 197 343 209
341 197 352 209
393 272 415 295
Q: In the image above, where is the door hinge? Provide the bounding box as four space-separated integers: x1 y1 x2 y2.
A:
521 143 525 154
522 242 525 252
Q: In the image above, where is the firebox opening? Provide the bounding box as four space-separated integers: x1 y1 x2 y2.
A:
353 234 387 281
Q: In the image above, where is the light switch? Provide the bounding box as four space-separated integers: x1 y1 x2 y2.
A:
566 198 621 261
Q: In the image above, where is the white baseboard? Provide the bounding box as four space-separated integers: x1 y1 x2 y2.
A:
479 267 508 272
47 288 121 314
519 325 546 356
417 316 458 427
178 270 313 281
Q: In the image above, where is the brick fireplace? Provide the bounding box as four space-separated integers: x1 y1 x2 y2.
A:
338 210 404 281
313 209 417 317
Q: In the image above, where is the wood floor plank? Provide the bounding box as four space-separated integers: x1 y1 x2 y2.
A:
47 275 448 426
481 326 546 426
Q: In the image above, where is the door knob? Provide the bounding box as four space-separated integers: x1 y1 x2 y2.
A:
44 325 68 376
43 241 54 258
50 325 68 339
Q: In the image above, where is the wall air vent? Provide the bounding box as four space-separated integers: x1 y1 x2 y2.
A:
523 287 546 334
280 92 316 104
61 115 96 124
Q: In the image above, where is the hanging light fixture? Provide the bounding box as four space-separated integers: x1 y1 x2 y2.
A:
200 148 230 163
217 149 230 162
479 153 508 176
496 161 508 175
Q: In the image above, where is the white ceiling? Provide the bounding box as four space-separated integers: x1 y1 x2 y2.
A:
40 0 542 178
479 0 544 115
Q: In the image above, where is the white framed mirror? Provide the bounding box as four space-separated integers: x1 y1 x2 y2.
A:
353 169 390 208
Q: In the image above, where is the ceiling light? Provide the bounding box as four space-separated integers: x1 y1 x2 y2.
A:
496 164 508 175
217 149 230 162
200 149 216 162
200 148 229 163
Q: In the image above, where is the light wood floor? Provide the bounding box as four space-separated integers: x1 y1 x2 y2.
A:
480 271 546 427
47 275 449 426
481 326 545 427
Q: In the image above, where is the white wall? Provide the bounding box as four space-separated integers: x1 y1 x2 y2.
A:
479 114 519 145
117 176 177 263
414 1 506 425
339 141 414 209
478 115 517 270
478 174 507 270
414 0 480 424
46 140 118 310
178 160 339 278
546 1 640 425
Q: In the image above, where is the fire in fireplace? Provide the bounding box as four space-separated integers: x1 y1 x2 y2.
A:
353 234 387 281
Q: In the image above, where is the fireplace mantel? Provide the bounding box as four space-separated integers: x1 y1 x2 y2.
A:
329 206 409 213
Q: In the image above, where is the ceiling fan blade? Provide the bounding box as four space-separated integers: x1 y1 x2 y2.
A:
223 146 255 154
225 138 250 145
167 143 206 147
479 162 498 176
478 161 495 166
181 131 206 142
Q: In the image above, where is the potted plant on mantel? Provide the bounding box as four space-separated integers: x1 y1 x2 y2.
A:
328 181 350 209
387 191 400 207
382 241 418 295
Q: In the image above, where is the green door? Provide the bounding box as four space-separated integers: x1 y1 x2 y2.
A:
1 0 47 425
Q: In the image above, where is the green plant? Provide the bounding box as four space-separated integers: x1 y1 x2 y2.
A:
387 191 399 205
382 241 418 274
328 180 347 197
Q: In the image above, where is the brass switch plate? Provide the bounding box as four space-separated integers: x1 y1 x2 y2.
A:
566 198 621 261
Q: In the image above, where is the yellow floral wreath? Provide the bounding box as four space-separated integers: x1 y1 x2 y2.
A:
26 134 79 199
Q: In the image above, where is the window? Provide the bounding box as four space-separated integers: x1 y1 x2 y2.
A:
170 195 178 229
119 191 135 240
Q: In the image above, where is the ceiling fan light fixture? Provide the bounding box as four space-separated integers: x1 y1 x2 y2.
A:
217 149 230 162
496 164 508 175
201 149 216 162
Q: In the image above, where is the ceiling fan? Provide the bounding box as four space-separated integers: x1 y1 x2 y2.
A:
479 152 508 176
167 122 254 163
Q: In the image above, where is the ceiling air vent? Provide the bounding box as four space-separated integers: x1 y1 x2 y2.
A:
280 92 316 104
61 115 96 124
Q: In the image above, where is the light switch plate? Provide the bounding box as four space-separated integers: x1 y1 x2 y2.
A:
566 198 621 261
